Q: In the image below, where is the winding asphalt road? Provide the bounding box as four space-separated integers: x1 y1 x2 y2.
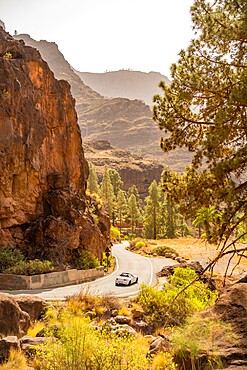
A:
5 242 175 300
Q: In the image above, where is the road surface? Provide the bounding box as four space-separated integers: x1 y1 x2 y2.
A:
4 242 175 300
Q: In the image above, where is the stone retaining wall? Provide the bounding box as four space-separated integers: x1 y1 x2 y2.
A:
0 267 105 290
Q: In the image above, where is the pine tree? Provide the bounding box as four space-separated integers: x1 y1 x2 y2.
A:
100 167 116 223
87 162 100 194
143 181 160 239
116 189 128 234
128 193 141 235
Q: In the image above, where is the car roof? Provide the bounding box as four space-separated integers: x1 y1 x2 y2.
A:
120 272 132 276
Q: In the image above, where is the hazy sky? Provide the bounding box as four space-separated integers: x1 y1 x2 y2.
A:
1 0 195 77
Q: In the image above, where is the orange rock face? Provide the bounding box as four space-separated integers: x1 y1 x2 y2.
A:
0 28 110 265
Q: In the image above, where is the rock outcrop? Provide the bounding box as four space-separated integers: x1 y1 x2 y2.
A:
0 28 110 265
0 293 31 338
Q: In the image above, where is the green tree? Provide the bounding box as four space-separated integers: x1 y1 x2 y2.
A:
128 193 141 235
116 189 128 234
153 0 247 269
193 206 222 239
143 180 160 239
128 185 142 207
100 167 116 223
87 162 100 194
109 169 123 198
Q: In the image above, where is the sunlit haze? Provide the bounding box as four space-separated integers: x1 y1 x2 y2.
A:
0 0 194 77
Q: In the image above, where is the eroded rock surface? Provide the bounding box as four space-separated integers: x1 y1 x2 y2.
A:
0 27 110 265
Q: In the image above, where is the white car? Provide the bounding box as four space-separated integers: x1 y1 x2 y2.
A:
115 272 138 286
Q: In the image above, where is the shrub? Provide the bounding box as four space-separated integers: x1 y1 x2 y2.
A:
71 249 99 270
4 259 54 275
129 238 146 251
0 349 27 370
0 248 24 273
36 316 150 370
155 245 178 257
135 241 146 250
110 225 121 242
170 316 235 369
135 268 218 329
152 352 177 370
3 51 13 58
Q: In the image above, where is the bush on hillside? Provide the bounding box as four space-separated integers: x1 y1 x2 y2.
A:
129 238 146 251
136 267 218 329
71 249 100 270
5 259 54 275
0 247 24 272
155 245 178 257
110 226 121 242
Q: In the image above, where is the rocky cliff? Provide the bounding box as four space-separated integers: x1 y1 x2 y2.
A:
0 27 110 266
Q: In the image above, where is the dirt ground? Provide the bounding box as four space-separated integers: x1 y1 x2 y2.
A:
143 237 247 280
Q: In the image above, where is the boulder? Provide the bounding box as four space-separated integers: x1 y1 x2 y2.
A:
114 315 131 324
20 335 50 356
14 295 46 323
148 335 171 356
132 319 151 335
0 293 30 338
0 336 20 362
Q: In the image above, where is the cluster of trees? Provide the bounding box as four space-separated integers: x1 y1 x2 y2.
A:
87 163 192 239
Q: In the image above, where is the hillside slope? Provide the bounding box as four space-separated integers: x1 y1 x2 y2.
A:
75 69 170 106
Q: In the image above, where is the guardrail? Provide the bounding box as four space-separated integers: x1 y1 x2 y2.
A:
0 267 105 290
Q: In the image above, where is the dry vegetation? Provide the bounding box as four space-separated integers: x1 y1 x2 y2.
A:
132 237 247 279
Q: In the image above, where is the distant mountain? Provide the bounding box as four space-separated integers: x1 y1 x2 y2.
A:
14 34 191 171
74 70 170 106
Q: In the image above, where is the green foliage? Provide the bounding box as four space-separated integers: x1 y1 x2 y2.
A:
152 352 177 370
36 316 150 369
0 248 24 273
71 249 99 270
136 268 217 329
110 225 120 242
3 51 12 58
5 259 54 275
129 238 146 251
170 316 235 369
109 169 123 197
143 180 160 239
128 193 141 234
155 245 178 257
135 241 146 250
87 162 100 194
100 167 116 222
153 0 247 258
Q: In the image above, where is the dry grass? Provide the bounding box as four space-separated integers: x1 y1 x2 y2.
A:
141 237 247 278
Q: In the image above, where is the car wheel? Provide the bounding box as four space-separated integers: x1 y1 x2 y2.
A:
136 278 138 283
128 280 131 286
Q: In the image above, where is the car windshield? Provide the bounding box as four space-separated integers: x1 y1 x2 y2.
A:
120 273 130 277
